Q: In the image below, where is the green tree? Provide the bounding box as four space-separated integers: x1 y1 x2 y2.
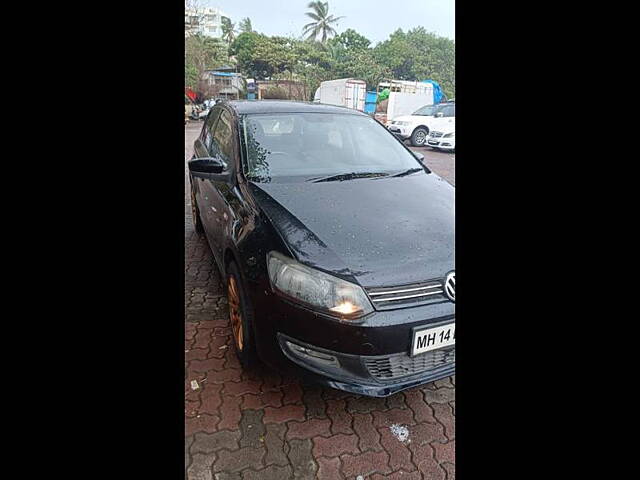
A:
302 1 344 43
374 27 455 97
327 28 370 52
185 34 230 91
221 16 237 45
239 17 253 33
231 33 297 79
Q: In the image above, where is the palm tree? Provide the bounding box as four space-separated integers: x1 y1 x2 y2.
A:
302 1 344 43
221 16 237 45
239 17 253 33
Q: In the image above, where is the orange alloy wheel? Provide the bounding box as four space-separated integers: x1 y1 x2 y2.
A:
227 276 244 351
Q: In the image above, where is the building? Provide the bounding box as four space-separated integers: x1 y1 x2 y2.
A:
200 70 245 100
185 6 227 38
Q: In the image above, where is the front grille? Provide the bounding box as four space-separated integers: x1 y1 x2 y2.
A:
365 280 447 310
430 131 444 138
364 347 455 380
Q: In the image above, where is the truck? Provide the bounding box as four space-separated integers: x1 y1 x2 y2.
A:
313 78 367 111
374 80 435 126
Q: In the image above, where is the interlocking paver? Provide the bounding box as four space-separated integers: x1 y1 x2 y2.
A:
327 398 354 435
317 456 342 479
212 447 265 473
238 409 265 448
286 418 332 440
184 123 456 479
340 450 392 477
188 453 215 480
242 465 292 480
263 423 289 467
378 427 415 472
352 413 383 452
313 433 360 457
262 404 306 424
192 430 241 454
287 438 318 479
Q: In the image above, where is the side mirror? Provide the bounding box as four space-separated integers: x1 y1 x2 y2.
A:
188 156 226 176
435 112 444 118
413 151 425 163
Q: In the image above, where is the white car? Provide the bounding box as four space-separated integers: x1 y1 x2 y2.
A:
426 128 455 152
387 102 455 147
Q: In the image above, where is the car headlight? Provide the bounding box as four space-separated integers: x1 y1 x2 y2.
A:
392 121 409 126
443 132 455 138
267 251 373 319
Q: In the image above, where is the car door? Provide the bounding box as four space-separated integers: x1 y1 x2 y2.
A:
444 104 455 126
432 104 455 131
198 108 237 264
191 107 221 243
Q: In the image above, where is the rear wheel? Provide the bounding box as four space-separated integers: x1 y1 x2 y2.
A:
410 127 429 147
226 261 258 368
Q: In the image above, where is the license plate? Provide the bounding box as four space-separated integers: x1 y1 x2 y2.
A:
428 140 438 145
411 323 455 356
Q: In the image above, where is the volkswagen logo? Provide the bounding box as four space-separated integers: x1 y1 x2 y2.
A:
444 272 455 302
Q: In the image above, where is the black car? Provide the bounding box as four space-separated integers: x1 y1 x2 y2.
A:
188 100 455 397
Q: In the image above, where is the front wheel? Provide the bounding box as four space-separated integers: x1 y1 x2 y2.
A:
190 182 204 235
410 127 429 147
226 262 258 368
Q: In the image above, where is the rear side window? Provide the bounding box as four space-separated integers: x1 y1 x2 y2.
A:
213 110 234 161
203 108 221 155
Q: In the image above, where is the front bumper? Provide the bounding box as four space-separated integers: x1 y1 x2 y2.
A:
427 137 455 150
249 280 455 397
278 333 455 397
387 125 411 139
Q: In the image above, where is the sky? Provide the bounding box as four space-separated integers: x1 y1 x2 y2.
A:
200 0 454 45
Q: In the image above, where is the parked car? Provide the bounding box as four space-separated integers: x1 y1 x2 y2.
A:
387 102 456 147
427 128 455 152
188 100 455 397
185 95 197 124
190 105 210 121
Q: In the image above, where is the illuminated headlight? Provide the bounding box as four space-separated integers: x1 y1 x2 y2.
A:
443 132 455 138
267 251 373 319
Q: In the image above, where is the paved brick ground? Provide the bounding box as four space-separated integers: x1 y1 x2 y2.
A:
185 121 455 479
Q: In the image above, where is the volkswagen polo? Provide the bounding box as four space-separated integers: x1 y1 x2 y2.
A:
188 100 455 397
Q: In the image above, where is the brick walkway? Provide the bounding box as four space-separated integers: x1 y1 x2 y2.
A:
185 122 455 479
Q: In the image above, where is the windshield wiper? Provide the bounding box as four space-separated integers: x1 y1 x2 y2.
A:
388 167 425 178
308 172 390 183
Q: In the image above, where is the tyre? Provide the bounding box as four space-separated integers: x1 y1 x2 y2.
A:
226 261 259 368
410 127 429 147
190 181 204 235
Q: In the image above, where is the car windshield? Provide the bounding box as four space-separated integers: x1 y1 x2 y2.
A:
413 105 436 116
241 113 422 182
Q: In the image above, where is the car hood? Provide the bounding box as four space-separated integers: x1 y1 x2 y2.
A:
249 172 454 288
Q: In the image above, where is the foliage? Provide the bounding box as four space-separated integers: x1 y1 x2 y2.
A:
302 1 344 43
261 86 289 99
185 34 230 90
221 16 237 45
231 33 298 79
190 4 455 100
327 29 371 52
373 27 455 97
239 18 253 33
185 63 199 89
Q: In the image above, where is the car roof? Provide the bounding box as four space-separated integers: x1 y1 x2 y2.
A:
222 100 366 116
